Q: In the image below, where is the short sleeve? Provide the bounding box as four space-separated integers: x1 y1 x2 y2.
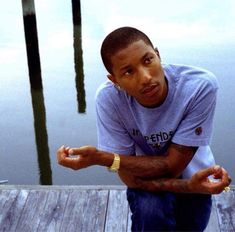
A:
95 88 135 155
172 75 218 147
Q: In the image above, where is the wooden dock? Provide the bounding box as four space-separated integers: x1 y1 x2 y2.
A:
0 185 234 232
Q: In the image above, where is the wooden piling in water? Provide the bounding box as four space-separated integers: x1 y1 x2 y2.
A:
22 0 42 89
71 0 86 113
30 89 52 185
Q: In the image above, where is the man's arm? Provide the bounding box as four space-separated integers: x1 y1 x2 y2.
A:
57 145 231 194
57 143 196 180
117 143 197 178
118 166 231 194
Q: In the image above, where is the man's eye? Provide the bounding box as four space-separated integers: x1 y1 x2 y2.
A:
123 69 133 76
145 57 154 64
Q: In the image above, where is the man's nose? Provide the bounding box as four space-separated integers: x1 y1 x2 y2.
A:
138 67 152 84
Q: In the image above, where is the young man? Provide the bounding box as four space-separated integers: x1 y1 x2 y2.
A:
57 27 231 231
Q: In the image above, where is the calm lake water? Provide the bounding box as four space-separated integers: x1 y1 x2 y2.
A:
0 0 234 185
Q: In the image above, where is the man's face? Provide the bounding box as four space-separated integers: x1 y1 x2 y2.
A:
108 40 167 108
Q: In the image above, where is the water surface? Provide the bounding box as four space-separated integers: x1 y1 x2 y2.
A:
0 0 234 185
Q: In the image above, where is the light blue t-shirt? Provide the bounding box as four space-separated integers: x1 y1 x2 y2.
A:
95 64 218 178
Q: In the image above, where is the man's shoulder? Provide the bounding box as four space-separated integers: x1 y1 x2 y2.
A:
95 80 116 100
164 64 218 89
95 80 128 108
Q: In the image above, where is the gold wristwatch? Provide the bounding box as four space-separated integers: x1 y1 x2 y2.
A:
108 153 120 172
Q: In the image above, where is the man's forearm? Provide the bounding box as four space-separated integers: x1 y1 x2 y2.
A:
98 143 195 179
118 171 191 193
136 177 191 193
98 150 171 178
120 155 171 177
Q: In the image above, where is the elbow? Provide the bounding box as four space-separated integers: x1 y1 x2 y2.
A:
166 162 184 179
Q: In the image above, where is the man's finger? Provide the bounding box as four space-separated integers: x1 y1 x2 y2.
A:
220 168 231 186
207 168 231 194
57 145 73 165
196 165 221 180
57 145 67 159
59 156 82 169
65 146 70 153
58 145 65 151
213 165 223 179
68 147 84 156
68 146 94 156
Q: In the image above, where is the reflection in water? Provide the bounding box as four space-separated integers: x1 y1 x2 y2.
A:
22 0 52 184
20 0 86 184
72 0 86 113
31 88 52 185
22 0 42 90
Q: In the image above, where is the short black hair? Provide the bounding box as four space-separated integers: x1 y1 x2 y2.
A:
100 26 154 74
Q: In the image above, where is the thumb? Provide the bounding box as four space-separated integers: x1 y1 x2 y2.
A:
68 146 97 156
196 165 221 180
68 148 82 156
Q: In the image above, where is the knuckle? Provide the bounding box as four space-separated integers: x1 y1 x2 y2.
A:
71 164 79 170
223 179 230 186
194 173 200 179
58 160 63 165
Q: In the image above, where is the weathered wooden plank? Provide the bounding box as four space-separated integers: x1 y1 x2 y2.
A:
214 190 235 232
0 186 234 232
0 189 24 231
0 185 126 191
60 189 108 232
204 196 220 232
105 190 129 232
1 189 29 232
37 190 70 232
0 190 18 230
0 189 11 211
15 190 49 231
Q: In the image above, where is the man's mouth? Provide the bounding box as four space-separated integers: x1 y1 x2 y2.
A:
140 84 160 97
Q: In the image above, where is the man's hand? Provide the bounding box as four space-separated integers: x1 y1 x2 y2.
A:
119 165 232 194
57 145 100 170
188 165 232 194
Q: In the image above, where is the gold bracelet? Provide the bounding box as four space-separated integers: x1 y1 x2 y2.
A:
107 153 120 172
223 186 230 192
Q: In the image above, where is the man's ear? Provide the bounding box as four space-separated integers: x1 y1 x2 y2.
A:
154 47 161 60
107 74 117 84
